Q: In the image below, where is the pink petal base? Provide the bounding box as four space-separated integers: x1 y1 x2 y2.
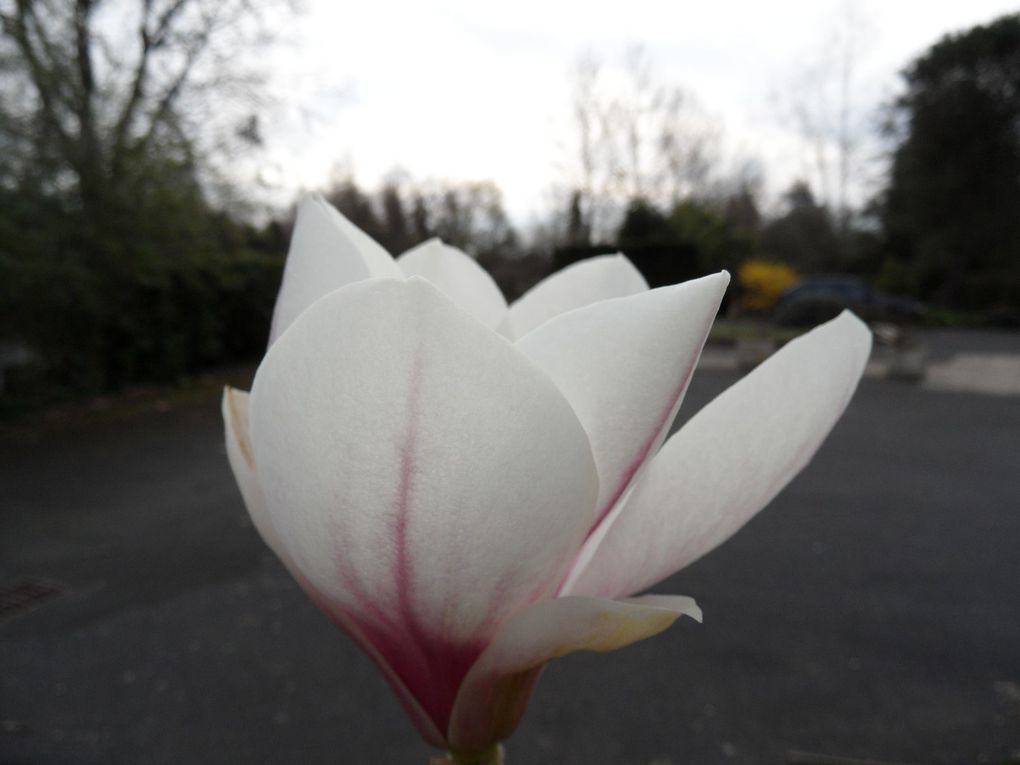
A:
293 570 498 749
350 614 487 739
291 572 455 747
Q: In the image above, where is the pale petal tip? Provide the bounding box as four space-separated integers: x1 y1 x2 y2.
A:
404 273 440 293
715 270 732 300
704 269 732 292
633 594 703 623
401 275 443 306
836 307 869 329
398 237 443 257
833 309 874 355
601 251 635 267
221 384 244 412
301 191 326 209
289 193 319 222
668 270 729 309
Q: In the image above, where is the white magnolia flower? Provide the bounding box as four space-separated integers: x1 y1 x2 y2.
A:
223 194 871 761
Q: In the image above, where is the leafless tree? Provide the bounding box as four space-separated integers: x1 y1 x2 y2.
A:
0 0 285 213
417 179 518 258
776 0 875 238
562 46 721 242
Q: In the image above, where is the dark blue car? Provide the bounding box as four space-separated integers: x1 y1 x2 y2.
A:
774 276 926 326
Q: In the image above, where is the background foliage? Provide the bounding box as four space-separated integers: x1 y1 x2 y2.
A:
1 5 1016 405
877 13 1020 311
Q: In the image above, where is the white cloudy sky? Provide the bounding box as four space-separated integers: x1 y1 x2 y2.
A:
256 0 1018 221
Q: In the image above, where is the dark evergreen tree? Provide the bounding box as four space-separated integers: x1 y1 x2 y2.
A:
0 0 285 394
761 182 842 274
879 13 1020 309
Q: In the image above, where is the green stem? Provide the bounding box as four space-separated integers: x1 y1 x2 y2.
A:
434 743 504 765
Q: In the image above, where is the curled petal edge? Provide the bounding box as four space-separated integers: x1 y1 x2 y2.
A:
566 310 873 600
222 386 284 556
396 238 508 330
221 387 444 747
446 594 701 755
516 272 729 539
499 253 648 340
269 195 401 346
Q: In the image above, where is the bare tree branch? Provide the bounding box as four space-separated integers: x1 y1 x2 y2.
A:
3 0 75 160
22 1 75 105
74 0 99 161
133 12 215 158
110 0 156 161
111 0 206 169
775 0 875 238
564 48 720 240
150 0 191 46
2 0 287 213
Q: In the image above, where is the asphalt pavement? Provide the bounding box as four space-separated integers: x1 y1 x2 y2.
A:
1 337 1018 765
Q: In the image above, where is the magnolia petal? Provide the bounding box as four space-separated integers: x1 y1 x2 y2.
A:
268 195 401 345
447 594 701 753
222 386 284 556
568 311 873 600
517 272 729 533
293 573 447 748
321 196 403 278
396 239 507 329
249 277 599 734
221 388 443 747
499 254 648 339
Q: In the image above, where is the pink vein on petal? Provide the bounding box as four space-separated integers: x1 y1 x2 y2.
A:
304 318 489 739
590 354 700 533
291 571 446 747
395 350 424 632
379 346 488 736
556 324 713 597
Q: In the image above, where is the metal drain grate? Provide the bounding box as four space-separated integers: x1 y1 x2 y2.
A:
0 578 63 621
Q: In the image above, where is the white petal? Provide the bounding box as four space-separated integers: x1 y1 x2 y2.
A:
500 254 648 339
396 239 507 329
568 311 872 599
222 387 283 555
269 195 401 345
447 594 701 753
223 387 444 745
299 578 448 748
320 196 402 277
517 272 729 536
248 277 599 731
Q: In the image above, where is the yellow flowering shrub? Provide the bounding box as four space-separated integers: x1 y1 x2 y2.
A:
738 260 800 312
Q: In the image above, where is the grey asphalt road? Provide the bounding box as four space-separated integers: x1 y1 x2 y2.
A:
1 353 1018 765
915 328 1019 361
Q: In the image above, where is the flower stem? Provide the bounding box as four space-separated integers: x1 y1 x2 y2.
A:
430 744 505 765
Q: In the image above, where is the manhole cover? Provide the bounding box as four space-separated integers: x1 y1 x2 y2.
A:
0 578 63 621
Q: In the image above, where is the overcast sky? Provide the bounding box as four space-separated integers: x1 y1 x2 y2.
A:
257 0 1019 222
